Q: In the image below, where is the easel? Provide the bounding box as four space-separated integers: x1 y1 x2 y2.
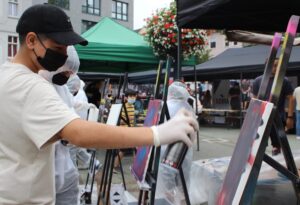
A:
96 87 132 205
136 56 191 205
217 15 300 205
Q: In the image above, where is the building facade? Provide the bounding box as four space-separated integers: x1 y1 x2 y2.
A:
207 30 243 58
0 0 134 64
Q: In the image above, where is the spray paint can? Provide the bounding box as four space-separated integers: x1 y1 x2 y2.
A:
162 140 188 169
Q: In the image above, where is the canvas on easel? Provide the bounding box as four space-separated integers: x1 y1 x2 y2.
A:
217 15 300 205
106 104 123 126
131 100 163 186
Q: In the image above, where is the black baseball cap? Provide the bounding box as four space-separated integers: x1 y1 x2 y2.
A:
16 4 88 46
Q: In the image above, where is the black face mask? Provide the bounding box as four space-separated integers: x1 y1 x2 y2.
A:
52 72 69 85
34 36 68 72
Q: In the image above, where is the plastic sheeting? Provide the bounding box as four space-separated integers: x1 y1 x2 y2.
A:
189 152 300 205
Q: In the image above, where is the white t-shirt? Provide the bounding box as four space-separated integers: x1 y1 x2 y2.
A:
0 62 79 204
294 87 300 110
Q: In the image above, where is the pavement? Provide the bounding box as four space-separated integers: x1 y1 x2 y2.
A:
79 126 300 205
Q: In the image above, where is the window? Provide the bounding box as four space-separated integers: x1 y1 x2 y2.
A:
81 20 97 33
112 1 128 21
8 0 18 17
8 36 18 58
82 0 100 16
210 41 216 48
48 0 70 10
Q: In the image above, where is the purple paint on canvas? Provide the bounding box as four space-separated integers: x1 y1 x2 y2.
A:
131 100 162 183
271 33 281 47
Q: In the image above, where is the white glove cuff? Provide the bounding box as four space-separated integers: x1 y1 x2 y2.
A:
151 126 160 147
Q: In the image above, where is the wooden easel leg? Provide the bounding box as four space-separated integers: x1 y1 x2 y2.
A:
273 114 300 202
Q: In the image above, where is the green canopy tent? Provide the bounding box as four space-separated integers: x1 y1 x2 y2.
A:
75 17 159 74
76 17 197 78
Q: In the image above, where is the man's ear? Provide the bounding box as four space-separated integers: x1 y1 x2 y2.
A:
25 32 37 49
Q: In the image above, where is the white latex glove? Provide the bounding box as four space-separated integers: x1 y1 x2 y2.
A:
151 108 199 147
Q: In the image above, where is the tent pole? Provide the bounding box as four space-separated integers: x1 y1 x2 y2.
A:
117 75 123 99
240 72 243 127
194 65 200 151
176 26 182 80
122 72 128 95
176 0 182 80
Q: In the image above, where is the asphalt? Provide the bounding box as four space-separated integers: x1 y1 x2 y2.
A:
79 126 300 205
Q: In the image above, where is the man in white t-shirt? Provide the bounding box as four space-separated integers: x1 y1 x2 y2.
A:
0 4 199 204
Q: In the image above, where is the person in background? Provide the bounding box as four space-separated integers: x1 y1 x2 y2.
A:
293 86 300 139
134 93 145 123
241 79 251 109
186 83 193 96
0 4 198 204
228 81 241 110
198 82 203 103
202 90 212 108
114 89 138 171
156 81 195 202
252 58 294 155
39 46 81 205
67 75 101 170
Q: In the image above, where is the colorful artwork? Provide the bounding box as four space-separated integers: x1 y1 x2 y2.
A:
131 100 162 184
217 99 273 205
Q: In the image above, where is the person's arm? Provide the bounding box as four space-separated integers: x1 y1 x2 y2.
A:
286 94 295 130
60 108 199 149
61 119 153 148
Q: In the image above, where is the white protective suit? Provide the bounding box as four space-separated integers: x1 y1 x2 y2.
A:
39 46 80 205
67 75 93 168
156 81 195 204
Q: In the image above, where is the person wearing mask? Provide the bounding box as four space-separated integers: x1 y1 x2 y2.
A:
0 4 198 204
39 46 81 205
156 81 195 202
67 75 97 169
252 58 294 155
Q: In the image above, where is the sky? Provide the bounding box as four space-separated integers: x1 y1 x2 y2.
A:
134 0 173 29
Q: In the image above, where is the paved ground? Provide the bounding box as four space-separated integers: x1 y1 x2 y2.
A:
79 126 300 205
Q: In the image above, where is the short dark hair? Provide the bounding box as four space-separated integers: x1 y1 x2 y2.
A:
19 33 47 45
125 89 137 97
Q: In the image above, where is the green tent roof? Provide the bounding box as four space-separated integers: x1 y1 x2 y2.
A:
76 17 159 73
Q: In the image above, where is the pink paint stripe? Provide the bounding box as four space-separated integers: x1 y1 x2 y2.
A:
286 15 299 35
272 33 282 48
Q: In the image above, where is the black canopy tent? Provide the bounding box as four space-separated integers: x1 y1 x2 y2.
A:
182 45 300 81
177 0 300 32
127 45 300 83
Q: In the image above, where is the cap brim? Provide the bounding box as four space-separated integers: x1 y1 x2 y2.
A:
46 31 88 46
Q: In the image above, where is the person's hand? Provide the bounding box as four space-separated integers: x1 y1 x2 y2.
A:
151 108 199 147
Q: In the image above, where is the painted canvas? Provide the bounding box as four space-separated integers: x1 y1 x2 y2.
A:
131 100 163 185
217 99 273 205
